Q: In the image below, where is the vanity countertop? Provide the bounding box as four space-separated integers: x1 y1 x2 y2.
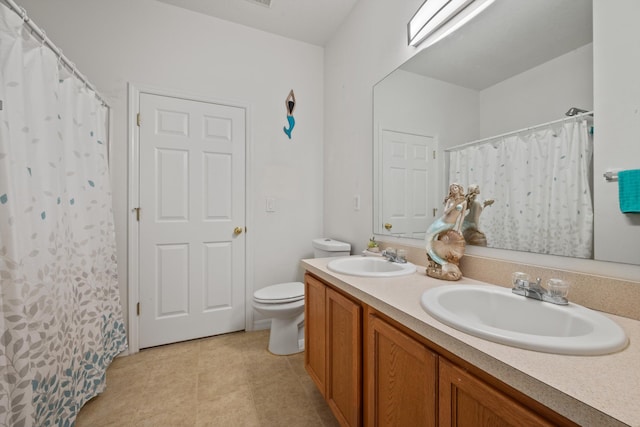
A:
301 256 640 427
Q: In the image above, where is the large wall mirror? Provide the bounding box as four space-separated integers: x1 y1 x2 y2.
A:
371 0 617 261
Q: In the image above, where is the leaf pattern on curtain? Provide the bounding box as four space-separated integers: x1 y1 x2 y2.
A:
449 119 594 259
0 4 127 426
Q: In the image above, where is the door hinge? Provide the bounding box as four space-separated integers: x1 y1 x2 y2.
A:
134 207 141 221
136 302 140 316
433 150 436 160
136 113 141 127
433 208 438 217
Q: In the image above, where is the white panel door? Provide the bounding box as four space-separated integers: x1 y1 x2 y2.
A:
138 93 245 348
382 130 437 239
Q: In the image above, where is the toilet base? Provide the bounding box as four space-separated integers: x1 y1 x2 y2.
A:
268 313 304 355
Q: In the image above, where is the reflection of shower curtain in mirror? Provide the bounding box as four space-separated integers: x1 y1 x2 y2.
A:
449 119 593 258
0 4 126 425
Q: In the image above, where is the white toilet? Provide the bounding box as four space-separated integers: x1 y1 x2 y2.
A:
252 238 351 355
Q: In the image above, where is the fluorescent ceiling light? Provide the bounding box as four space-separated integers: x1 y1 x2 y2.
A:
408 0 494 47
245 0 272 7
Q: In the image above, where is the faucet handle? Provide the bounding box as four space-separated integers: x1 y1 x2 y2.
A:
546 278 570 298
512 272 530 287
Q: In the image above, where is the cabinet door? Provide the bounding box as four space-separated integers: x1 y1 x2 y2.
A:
305 274 327 396
326 287 362 427
366 313 438 427
439 359 555 427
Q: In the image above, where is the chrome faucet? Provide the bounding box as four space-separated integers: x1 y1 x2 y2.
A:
512 276 568 305
381 249 407 263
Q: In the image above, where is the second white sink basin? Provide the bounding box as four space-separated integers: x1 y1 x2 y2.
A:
421 284 628 355
327 256 416 277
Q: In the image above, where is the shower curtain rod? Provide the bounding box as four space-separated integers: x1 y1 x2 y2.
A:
2 0 110 108
445 110 593 153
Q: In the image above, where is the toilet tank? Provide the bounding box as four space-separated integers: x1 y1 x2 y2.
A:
312 238 351 258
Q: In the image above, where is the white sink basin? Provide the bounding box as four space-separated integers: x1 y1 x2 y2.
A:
327 256 416 277
421 284 628 355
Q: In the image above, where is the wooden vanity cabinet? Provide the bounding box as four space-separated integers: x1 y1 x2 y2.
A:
365 311 438 427
305 273 327 396
305 273 576 427
305 273 362 427
439 358 559 427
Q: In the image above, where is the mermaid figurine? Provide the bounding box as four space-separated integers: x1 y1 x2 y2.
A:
283 90 296 139
425 183 467 280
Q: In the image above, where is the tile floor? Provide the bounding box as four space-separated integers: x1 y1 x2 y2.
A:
76 330 340 427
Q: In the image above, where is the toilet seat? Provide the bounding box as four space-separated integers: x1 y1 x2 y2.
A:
253 282 304 304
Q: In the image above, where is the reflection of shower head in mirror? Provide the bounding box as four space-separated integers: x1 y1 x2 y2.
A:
565 107 589 116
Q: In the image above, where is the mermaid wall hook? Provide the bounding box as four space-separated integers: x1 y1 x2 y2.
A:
283 89 296 139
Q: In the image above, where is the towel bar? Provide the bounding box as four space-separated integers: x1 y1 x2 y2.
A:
603 171 619 181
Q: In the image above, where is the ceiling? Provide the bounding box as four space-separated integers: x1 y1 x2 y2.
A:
400 0 593 90
154 0 359 46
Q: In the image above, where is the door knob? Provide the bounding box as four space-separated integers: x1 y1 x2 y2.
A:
234 227 243 235
384 223 392 230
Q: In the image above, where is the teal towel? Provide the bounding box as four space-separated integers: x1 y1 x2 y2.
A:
618 169 640 213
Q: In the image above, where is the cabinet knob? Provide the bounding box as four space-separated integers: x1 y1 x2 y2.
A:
234 226 244 235
384 223 393 230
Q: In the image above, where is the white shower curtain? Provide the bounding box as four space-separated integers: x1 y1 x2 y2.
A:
449 119 593 258
0 4 126 426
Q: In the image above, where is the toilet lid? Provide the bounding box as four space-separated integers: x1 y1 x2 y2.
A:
254 282 304 304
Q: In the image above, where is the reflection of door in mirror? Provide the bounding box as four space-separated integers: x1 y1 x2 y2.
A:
381 130 437 240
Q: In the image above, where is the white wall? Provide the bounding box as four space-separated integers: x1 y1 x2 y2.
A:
593 0 640 265
325 1 640 275
479 43 593 137
19 0 325 331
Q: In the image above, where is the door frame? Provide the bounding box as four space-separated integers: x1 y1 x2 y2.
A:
127 83 254 353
